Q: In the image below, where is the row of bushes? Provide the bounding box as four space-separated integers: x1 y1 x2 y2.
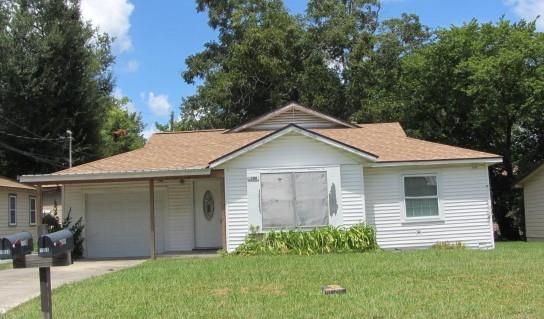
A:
232 224 378 256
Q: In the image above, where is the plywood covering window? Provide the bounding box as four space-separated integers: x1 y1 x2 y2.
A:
8 194 16 226
29 196 36 225
260 171 329 229
403 175 439 218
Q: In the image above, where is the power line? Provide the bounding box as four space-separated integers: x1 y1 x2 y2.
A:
0 113 65 146
0 140 66 168
0 130 64 142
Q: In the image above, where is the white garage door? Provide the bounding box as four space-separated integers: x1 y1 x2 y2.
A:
86 192 153 258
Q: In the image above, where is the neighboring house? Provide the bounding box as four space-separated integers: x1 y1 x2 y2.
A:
21 103 502 258
517 162 544 241
0 177 37 239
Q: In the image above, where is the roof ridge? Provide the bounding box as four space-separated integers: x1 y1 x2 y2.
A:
154 129 226 134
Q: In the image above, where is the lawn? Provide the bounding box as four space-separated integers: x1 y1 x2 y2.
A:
0 262 11 271
5 242 544 319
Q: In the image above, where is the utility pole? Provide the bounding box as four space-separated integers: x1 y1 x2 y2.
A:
170 111 175 132
66 130 73 168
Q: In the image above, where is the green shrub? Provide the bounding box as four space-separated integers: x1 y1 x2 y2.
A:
431 241 465 250
232 224 378 256
42 208 85 258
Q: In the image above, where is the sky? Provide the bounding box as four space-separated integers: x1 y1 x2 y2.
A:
79 0 543 138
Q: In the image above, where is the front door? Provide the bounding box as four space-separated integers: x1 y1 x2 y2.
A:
194 179 223 249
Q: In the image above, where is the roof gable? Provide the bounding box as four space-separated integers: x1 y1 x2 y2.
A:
518 162 544 186
228 102 357 132
211 124 378 167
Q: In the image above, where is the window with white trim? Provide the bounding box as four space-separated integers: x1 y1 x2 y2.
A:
8 194 16 226
29 196 36 225
403 175 439 218
260 171 329 229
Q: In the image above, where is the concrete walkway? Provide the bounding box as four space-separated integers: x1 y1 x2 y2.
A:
0 258 144 314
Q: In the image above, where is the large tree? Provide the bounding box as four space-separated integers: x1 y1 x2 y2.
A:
398 19 544 238
0 0 143 177
169 0 427 130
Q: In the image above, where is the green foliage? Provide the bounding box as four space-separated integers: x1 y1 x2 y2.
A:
161 0 428 130
42 208 85 258
431 242 465 250
232 224 378 256
99 97 145 157
0 0 115 177
398 19 544 239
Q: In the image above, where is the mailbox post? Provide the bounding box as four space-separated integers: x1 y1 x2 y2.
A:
1 230 74 319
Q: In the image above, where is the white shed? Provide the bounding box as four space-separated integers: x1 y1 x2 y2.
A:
518 163 544 241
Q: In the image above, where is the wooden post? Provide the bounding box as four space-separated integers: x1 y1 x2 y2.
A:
39 267 52 319
36 185 47 237
149 179 156 260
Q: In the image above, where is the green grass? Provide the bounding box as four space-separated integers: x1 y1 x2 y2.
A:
0 262 12 271
5 242 544 318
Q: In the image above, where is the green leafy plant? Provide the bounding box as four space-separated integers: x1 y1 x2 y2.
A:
42 207 85 258
232 224 378 256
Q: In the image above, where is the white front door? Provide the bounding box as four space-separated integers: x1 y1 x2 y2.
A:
194 179 223 248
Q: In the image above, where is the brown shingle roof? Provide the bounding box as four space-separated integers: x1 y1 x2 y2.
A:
51 123 499 176
0 176 35 190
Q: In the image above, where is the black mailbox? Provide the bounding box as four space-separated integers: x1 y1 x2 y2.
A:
0 231 33 260
38 230 74 258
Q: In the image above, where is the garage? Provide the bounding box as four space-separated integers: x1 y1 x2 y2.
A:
85 191 163 258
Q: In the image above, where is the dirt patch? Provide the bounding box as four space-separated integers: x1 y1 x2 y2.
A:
211 288 230 296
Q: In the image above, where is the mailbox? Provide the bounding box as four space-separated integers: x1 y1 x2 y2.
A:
0 231 33 260
38 230 74 258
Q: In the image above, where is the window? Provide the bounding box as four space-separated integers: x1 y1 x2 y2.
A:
403 175 439 218
261 171 329 229
8 194 16 226
29 196 36 225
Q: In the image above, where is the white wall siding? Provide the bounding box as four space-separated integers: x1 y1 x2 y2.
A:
225 169 249 252
223 133 360 169
524 169 544 240
250 109 341 130
341 165 365 226
165 182 194 250
365 165 494 249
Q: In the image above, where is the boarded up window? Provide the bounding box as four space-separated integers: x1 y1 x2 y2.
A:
261 171 329 229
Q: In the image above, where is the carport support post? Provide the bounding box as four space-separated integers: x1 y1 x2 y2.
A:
36 185 47 237
149 179 156 260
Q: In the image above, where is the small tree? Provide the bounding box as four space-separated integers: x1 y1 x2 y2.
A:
42 207 85 258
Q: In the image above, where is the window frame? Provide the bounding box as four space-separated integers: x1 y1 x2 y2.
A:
29 195 37 226
8 193 17 226
259 169 330 230
401 173 443 222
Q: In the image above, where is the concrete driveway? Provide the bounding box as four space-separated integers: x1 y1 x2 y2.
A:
0 258 144 314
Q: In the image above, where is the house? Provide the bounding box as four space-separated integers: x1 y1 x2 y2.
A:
20 103 502 258
517 162 544 241
0 177 37 239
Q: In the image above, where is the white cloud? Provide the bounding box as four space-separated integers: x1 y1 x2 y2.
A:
125 59 140 73
113 88 136 113
80 0 135 52
506 0 544 30
142 127 158 140
146 92 172 116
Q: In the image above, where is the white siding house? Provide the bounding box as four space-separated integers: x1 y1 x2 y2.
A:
21 103 502 258
518 163 544 241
